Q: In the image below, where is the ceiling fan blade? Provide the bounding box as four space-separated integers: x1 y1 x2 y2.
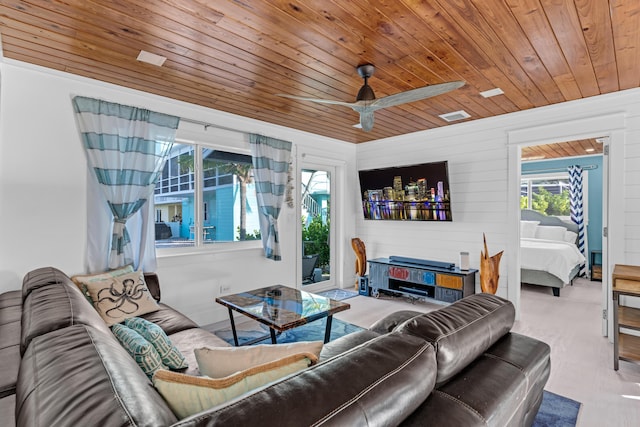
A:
370 81 465 110
275 93 357 108
359 111 375 132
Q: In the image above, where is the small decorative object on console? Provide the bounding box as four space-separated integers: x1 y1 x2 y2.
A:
480 233 503 294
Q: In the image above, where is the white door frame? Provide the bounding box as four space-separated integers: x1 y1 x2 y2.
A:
507 113 625 337
297 157 340 292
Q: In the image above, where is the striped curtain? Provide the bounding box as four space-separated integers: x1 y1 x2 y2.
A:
568 165 587 276
249 134 292 261
72 96 180 269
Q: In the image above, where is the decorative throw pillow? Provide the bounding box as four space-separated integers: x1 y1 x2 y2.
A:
194 341 324 378
82 270 159 325
124 317 188 370
70 264 135 288
111 323 166 379
153 353 317 419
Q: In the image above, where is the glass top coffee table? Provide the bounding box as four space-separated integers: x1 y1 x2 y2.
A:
216 284 351 346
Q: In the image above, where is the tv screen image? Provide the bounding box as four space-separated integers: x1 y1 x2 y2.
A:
358 161 452 221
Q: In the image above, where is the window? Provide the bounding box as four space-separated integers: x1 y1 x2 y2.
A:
521 172 573 217
154 142 261 249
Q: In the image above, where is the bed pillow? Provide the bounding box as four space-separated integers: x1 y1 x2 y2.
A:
564 230 578 244
194 341 324 378
124 317 188 370
535 225 567 242
520 220 539 238
82 270 159 325
153 353 316 419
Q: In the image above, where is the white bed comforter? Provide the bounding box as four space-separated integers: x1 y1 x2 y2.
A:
521 238 586 283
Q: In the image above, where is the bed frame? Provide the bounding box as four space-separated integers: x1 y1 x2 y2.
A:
520 209 581 297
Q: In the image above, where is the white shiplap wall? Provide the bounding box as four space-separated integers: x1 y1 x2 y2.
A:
356 123 510 297
356 87 640 318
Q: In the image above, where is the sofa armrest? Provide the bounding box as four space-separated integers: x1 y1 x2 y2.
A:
144 272 161 302
396 293 515 385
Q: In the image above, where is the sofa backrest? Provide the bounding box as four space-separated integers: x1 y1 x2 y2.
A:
20 267 111 356
174 332 437 427
395 293 515 386
16 324 177 427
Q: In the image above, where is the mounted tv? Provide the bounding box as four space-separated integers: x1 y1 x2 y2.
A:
358 161 452 221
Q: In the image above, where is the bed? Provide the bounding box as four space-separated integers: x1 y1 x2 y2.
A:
520 209 586 297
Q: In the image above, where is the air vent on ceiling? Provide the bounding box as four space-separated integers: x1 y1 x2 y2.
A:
439 110 471 122
137 50 166 67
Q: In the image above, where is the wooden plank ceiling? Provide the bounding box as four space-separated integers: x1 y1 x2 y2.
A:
0 0 637 149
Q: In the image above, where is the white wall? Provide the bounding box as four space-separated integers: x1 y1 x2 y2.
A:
356 87 640 315
0 60 357 325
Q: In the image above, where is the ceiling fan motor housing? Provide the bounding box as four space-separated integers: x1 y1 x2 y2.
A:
356 64 376 101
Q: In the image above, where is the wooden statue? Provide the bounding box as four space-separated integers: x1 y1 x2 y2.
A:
351 238 367 286
480 233 503 294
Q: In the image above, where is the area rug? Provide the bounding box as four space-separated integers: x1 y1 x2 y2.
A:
215 317 363 346
314 288 359 301
533 390 581 427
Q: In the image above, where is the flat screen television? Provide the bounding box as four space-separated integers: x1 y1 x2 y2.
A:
358 161 452 221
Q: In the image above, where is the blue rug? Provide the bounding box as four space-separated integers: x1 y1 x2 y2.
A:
215 317 363 346
533 390 581 427
314 288 359 301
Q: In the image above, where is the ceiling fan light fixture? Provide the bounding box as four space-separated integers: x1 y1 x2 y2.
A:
439 110 471 122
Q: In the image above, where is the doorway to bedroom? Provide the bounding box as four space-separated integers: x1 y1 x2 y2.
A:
519 137 607 335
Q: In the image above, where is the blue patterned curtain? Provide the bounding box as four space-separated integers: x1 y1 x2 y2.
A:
249 134 292 261
568 165 587 276
73 96 180 269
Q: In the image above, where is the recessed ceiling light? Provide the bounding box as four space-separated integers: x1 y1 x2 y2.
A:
585 148 595 152
137 50 166 67
480 88 504 98
439 110 471 122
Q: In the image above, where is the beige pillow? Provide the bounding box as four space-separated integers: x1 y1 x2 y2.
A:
194 341 324 378
153 353 317 419
82 270 159 325
71 264 135 288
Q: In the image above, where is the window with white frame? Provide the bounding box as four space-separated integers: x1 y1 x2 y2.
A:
520 171 588 221
154 142 261 249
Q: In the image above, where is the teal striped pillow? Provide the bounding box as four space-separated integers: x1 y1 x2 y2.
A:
124 317 188 370
111 323 166 379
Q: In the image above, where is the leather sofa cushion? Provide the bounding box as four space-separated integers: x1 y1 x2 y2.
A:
21 267 71 299
0 394 15 427
16 324 177 427
401 332 550 427
141 303 198 335
175 332 437 427
396 293 515 385
0 290 21 398
20 275 110 355
319 329 380 361
369 310 423 334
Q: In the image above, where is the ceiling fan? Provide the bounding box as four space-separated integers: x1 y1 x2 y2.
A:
277 64 465 132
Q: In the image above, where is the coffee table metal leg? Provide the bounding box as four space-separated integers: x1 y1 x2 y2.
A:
324 315 333 343
228 307 239 346
270 328 277 344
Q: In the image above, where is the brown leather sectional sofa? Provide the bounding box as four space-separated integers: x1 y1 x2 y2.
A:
0 266 550 426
